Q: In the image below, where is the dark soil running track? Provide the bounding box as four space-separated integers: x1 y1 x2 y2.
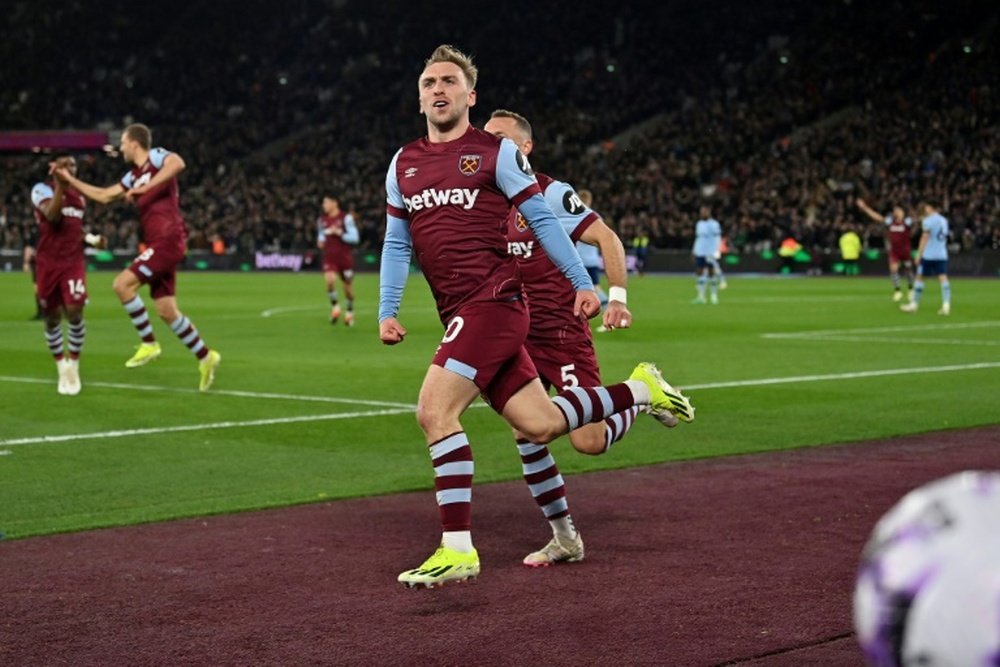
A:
2 426 999 666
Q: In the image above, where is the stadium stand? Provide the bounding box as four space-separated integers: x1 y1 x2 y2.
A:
1 0 997 261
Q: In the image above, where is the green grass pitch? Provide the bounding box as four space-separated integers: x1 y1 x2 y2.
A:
1 270 998 539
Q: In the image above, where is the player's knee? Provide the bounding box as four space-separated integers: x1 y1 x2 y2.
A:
112 273 134 300
415 400 454 437
569 427 606 456
517 421 562 445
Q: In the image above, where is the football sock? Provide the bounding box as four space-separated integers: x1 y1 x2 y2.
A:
941 281 951 305
170 315 209 360
604 406 640 452
430 432 474 534
891 271 900 290
517 439 569 521
550 515 578 541
123 296 156 343
912 281 924 304
441 530 473 553
696 274 707 299
552 384 636 431
328 290 339 305
67 319 85 360
346 298 354 312
45 324 64 360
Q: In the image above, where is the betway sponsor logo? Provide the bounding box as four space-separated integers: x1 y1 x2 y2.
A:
255 252 303 271
61 206 84 219
507 240 534 258
403 188 479 212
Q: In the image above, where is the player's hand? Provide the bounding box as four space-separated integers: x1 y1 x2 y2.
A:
602 301 632 331
574 290 600 320
84 233 107 249
379 317 407 345
125 184 150 203
52 166 70 183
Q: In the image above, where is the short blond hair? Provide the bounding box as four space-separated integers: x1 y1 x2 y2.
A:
425 44 478 89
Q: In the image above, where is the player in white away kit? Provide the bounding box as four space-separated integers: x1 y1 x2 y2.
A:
692 205 723 304
901 201 951 315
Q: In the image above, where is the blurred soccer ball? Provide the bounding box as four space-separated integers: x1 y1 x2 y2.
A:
853 471 1000 666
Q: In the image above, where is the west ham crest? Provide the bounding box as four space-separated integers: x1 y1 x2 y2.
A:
459 154 482 176
515 213 528 231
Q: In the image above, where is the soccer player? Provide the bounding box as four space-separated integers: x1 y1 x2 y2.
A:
317 196 359 326
692 205 723 304
380 45 693 588
856 198 915 301
901 201 951 315
31 155 98 395
55 124 221 390
485 109 691 567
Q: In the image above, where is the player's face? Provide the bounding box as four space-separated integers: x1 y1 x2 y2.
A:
483 116 530 154
892 206 905 220
322 197 338 214
119 132 136 163
418 62 475 131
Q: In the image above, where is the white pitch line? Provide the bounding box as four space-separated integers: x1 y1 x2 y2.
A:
0 376 415 409
2 362 997 448
763 335 1000 347
682 361 1000 391
0 407 415 447
763 321 1000 338
259 306 316 318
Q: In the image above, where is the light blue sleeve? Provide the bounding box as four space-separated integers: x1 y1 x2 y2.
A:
149 147 171 169
494 140 591 291
31 183 54 209
121 171 134 189
494 138 540 200
517 195 591 291
378 216 411 322
379 150 412 322
342 215 360 245
317 218 326 243
543 180 591 236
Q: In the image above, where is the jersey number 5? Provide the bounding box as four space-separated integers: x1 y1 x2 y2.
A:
560 364 579 389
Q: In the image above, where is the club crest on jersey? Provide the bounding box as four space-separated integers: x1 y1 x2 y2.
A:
459 154 482 176
404 167 418 178
515 213 528 231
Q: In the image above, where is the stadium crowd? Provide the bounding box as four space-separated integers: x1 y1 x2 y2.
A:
1 0 997 260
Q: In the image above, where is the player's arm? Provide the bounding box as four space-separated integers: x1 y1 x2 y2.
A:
914 231 929 263
579 219 631 329
379 151 410 344
495 140 597 318
128 151 185 197
342 215 360 245
37 180 66 223
57 169 126 204
855 198 884 223
22 245 35 273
